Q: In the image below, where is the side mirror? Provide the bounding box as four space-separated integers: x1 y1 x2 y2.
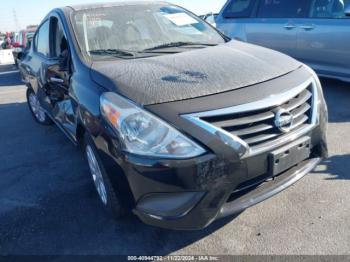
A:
345 4 350 16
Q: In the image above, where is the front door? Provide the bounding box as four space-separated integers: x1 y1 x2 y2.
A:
46 16 76 139
245 0 308 57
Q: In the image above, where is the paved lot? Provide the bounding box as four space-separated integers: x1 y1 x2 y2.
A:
0 64 349 255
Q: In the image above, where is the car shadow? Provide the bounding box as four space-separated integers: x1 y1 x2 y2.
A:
314 155 350 181
0 73 23 87
0 101 238 255
320 78 350 123
0 64 22 87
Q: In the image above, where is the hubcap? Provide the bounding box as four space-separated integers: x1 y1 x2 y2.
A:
86 145 108 205
28 93 46 122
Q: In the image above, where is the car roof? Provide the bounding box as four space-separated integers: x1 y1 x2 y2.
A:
66 1 170 11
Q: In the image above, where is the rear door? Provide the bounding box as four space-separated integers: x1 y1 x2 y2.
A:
245 0 308 56
296 0 350 79
22 19 56 98
31 19 58 113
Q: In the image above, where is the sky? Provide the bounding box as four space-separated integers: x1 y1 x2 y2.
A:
0 0 227 32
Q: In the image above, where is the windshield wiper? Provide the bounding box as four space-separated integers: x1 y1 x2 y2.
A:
141 42 217 52
89 49 135 57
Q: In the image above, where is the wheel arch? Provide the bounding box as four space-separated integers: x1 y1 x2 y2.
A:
76 101 136 210
83 126 136 211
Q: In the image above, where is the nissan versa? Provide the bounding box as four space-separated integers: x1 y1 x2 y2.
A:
18 2 328 230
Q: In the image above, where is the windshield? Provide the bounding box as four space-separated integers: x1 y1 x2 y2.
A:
71 4 225 59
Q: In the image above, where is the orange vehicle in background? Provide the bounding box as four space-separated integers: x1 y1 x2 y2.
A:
13 26 37 66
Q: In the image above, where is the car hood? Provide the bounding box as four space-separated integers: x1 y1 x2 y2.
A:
91 40 302 106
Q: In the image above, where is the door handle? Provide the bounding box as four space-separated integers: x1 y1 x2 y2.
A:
284 24 296 30
50 77 64 83
300 24 315 30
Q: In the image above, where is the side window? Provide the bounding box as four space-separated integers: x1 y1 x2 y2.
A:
309 0 350 18
257 0 307 18
223 0 257 18
52 17 68 58
35 20 50 57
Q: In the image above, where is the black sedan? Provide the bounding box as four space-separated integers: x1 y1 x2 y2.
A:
19 2 328 230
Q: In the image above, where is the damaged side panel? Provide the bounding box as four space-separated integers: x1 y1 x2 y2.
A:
40 64 79 142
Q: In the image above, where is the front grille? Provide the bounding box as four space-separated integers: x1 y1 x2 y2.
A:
200 83 314 148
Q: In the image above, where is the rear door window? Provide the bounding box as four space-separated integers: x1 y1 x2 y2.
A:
257 0 308 18
51 17 68 58
35 20 50 57
309 0 350 18
223 0 257 18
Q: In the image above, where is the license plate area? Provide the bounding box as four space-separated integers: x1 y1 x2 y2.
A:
269 137 311 177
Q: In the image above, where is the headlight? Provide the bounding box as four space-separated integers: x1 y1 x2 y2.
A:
100 92 206 159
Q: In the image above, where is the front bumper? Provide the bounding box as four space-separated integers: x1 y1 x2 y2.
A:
132 154 324 231
95 120 327 230
218 157 321 219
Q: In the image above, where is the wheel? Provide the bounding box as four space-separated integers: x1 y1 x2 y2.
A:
26 88 53 125
84 133 127 218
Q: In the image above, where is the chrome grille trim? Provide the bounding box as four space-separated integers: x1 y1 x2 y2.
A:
215 111 275 128
291 103 311 119
182 77 319 159
232 123 274 136
281 89 312 112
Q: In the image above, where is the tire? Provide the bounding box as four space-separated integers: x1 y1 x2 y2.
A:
26 88 53 126
84 133 127 219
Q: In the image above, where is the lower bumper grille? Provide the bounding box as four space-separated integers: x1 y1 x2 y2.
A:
218 157 322 219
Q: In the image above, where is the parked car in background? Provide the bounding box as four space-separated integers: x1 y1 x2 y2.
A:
19 1 328 230
0 35 5 49
12 27 37 66
1 33 13 49
216 0 350 82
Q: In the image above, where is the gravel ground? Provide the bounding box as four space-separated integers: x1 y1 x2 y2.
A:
0 64 349 255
